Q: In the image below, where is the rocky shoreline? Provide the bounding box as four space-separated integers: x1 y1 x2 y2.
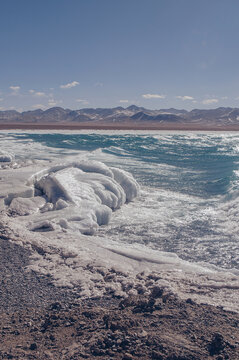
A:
0 235 239 359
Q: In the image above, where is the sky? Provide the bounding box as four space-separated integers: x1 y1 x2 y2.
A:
1 0 239 112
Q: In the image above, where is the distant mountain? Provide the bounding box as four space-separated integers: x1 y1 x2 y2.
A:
1 105 239 127
131 111 183 122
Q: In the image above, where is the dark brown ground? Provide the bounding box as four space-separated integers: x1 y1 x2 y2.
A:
1 122 239 131
0 290 239 360
0 233 239 360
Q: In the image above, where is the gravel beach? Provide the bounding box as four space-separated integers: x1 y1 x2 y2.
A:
0 232 238 360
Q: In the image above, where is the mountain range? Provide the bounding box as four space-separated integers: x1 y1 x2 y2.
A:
1 105 239 128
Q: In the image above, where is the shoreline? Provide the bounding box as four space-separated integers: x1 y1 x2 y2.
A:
0 234 238 360
1 131 239 359
1 122 239 131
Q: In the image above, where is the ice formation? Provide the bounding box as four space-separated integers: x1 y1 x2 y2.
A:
0 150 14 163
7 160 140 235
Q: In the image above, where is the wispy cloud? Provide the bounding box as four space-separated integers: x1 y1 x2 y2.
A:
176 95 194 101
48 99 62 107
0 98 3 102
119 99 129 103
142 94 166 99
202 98 219 105
29 89 46 97
32 104 46 109
76 99 89 105
10 85 20 92
94 82 103 87
35 91 46 97
60 81 79 89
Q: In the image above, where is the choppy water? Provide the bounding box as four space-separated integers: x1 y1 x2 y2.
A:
3 131 239 271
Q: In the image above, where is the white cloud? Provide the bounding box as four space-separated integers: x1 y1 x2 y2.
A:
32 104 46 109
48 101 58 107
176 95 194 101
0 106 4 110
76 99 89 105
94 82 103 87
119 99 129 103
142 94 166 99
34 91 46 97
10 86 20 92
221 96 228 100
202 98 219 105
29 90 47 97
60 81 79 89
48 99 62 107
0 98 3 101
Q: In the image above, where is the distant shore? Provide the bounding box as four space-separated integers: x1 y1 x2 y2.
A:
1 122 239 131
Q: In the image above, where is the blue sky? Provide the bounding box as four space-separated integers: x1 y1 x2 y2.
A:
0 0 239 111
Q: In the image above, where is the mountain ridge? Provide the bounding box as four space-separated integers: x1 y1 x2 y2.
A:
1 105 239 127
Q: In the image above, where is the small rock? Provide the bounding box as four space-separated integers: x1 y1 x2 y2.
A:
123 353 134 360
29 343 37 351
49 302 62 311
151 350 163 359
91 345 105 356
186 298 195 305
110 321 123 332
208 333 225 355
5 354 14 360
150 286 164 299
140 330 148 337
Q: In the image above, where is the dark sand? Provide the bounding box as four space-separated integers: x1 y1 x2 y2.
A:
0 232 238 359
